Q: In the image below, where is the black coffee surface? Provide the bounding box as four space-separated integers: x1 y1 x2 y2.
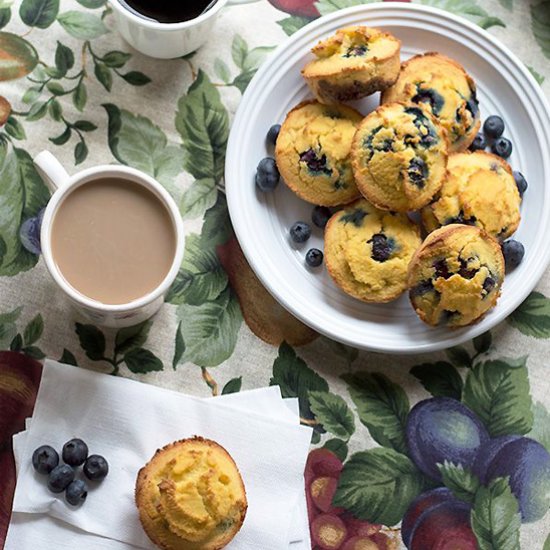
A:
118 0 215 23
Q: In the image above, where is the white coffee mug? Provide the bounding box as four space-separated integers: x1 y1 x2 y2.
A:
109 0 259 59
35 151 184 328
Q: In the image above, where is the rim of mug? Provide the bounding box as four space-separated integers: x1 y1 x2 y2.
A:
108 0 227 30
40 165 184 313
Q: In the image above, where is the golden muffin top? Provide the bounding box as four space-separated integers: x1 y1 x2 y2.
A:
381 53 480 152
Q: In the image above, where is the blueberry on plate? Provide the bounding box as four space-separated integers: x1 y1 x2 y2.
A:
311 205 332 229
65 479 88 506
483 115 505 139
513 171 528 197
62 438 88 467
83 455 109 481
491 137 513 159
255 157 280 192
469 133 487 151
48 464 75 493
501 239 525 270
290 221 311 243
32 445 59 475
306 248 323 267
266 124 281 146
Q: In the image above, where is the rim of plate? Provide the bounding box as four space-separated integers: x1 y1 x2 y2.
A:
225 3 550 353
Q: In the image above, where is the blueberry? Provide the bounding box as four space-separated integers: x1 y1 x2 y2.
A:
368 233 393 262
65 479 88 506
483 115 505 139
501 239 525 270
266 124 281 146
62 438 88 467
290 221 311 243
305 248 323 267
255 157 280 192
48 464 75 493
83 454 109 481
491 137 513 159
513 171 528 197
311 206 332 229
469 133 487 151
32 445 59 475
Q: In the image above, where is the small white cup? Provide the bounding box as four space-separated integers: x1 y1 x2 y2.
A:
109 0 259 59
35 151 184 328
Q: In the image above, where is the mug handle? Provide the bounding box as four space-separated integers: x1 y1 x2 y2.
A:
34 150 71 192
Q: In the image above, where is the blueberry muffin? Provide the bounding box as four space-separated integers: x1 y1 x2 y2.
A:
275 100 363 206
324 198 422 302
351 102 448 212
422 151 521 240
408 224 505 327
136 437 247 550
381 53 480 152
302 26 401 104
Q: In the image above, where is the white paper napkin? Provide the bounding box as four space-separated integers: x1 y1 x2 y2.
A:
8 360 312 550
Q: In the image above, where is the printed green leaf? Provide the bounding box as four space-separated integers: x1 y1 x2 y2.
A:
19 0 59 28
57 11 108 39
73 81 87 111
94 62 112 91
471 477 521 550
527 401 550 453
0 306 21 349
5 116 26 140
473 331 492 354
9 333 22 351
478 16 506 29
231 34 248 69
54 41 73 75
114 319 152 356
166 233 228 306
322 337 359 366
462 357 533 437
231 69 256 94
46 81 64 95
73 120 96 132
418 0 506 28
0 147 49 276
59 348 77 366
26 101 47 121
341 372 409 454
124 347 163 373
23 345 45 359
119 71 151 86
311 431 321 445
532 1 550 59
509 291 550 338
175 287 242 368
49 127 71 145
446 346 472 368
75 322 105 361
277 15 311 35
172 321 184 370
309 390 355 439
23 313 43 346
221 377 242 395
545 534 550 550
333 448 425 525
410 362 463 400
528 65 545 85
315 0 373 15
270 342 329 420
498 0 512 9
176 70 229 182
103 103 184 187
242 45 276 72
201 194 233 248
437 461 480 503
214 58 231 83
323 438 348 461
48 99 62 121
76 0 106 8
74 140 88 165
101 50 131 68
180 178 217 220
0 8 11 29
22 86 41 104
0 32 38 81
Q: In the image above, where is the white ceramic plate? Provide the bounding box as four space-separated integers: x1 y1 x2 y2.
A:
225 3 550 354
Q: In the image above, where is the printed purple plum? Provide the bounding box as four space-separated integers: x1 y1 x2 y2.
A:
406 397 489 481
484 437 550 522
401 487 455 548
409 500 477 550
471 435 520 484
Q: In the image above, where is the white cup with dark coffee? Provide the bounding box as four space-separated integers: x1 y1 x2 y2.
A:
109 0 259 59
35 151 184 328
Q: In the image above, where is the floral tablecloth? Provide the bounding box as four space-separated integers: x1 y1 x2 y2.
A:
1 0 550 548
